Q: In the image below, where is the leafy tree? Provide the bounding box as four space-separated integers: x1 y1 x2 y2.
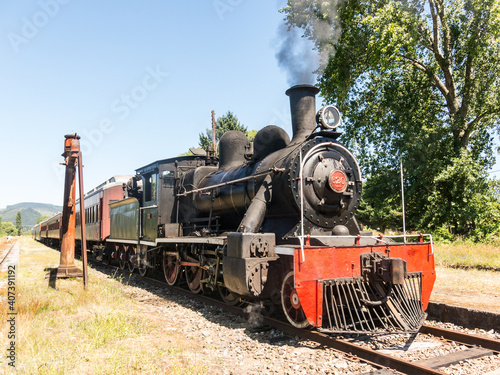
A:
15 211 22 235
423 151 500 237
0 214 16 237
199 111 248 151
1 221 17 236
283 0 500 153
247 130 258 141
180 112 256 157
282 0 500 237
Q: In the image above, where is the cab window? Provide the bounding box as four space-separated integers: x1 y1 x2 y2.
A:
144 173 158 202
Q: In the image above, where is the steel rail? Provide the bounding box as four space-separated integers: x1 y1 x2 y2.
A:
87 258 395 372
0 241 17 265
93 259 444 375
137 273 448 375
420 324 500 353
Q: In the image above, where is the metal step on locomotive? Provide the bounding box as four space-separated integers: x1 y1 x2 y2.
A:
34 85 436 334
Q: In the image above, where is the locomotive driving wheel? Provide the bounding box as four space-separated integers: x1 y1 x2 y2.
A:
138 253 147 277
163 251 181 286
118 245 126 270
218 285 242 306
281 271 311 329
127 246 136 273
185 265 203 294
138 262 147 276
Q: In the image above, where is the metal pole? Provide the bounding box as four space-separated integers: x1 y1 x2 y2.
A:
400 159 407 243
211 110 217 153
77 151 88 289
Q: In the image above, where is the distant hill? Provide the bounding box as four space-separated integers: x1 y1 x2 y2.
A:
0 202 62 230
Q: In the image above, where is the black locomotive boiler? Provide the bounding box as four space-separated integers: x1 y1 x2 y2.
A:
36 85 436 333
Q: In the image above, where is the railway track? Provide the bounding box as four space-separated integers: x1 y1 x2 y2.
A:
0 241 17 266
87 257 499 375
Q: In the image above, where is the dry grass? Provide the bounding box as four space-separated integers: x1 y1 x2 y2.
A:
0 238 210 374
431 266 500 312
430 240 500 312
434 240 500 269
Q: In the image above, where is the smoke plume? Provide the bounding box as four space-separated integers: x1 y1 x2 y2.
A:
275 0 344 86
275 24 319 86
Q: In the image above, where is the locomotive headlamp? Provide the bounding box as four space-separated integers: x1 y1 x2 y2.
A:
316 105 342 130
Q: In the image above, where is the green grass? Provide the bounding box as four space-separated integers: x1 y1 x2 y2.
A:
434 240 500 269
76 312 141 349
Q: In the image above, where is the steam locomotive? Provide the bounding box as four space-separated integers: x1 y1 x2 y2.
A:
34 85 436 333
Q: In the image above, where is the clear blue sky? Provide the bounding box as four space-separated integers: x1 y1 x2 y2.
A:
1 1 497 209
0 0 320 208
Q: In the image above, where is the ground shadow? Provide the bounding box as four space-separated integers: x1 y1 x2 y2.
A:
44 267 58 289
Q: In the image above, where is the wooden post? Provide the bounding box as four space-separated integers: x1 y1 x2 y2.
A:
51 134 83 278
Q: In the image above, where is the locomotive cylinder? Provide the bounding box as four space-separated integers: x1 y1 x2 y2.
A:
238 174 272 233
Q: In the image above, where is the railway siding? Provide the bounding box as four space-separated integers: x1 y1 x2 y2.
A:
93 245 500 375
4 238 500 374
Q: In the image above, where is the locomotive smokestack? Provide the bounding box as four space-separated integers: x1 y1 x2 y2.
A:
286 84 320 144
